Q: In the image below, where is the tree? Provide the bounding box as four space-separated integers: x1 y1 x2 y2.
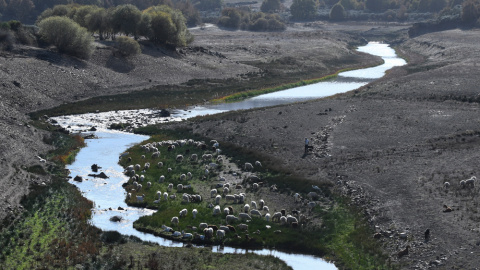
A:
143 5 193 47
261 0 281 13
365 0 387 12
116 36 141 56
111 4 142 37
218 7 243 28
73 5 98 28
461 0 479 25
38 16 94 59
329 3 345 20
85 7 110 39
175 0 201 27
6 0 35 22
290 0 317 20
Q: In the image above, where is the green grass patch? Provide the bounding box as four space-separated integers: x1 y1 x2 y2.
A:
120 128 393 269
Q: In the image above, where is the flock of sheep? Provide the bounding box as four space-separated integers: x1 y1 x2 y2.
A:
443 176 477 189
123 138 318 242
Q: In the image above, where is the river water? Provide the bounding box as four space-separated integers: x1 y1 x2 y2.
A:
53 42 405 270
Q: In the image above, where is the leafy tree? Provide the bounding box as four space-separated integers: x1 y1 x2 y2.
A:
218 7 242 28
36 4 74 23
38 16 94 59
339 0 357 10
290 0 317 20
461 0 479 24
250 17 268 30
84 7 110 39
6 0 35 22
175 0 201 27
329 3 345 20
261 0 281 13
116 36 141 56
267 15 286 30
73 5 98 28
143 5 193 46
111 4 141 37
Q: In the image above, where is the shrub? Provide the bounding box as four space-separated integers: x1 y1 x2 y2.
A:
116 36 141 56
0 29 14 50
329 3 346 20
38 16 94 59
261 0 281 13
218 7 243 29
290 0 317 20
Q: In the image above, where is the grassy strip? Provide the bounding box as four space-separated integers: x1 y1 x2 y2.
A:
123 128 392 269
212 68 355 103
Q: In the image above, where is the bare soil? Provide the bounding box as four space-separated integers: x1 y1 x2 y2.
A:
2 21 480 269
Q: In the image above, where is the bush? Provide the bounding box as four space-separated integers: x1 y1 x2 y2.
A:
261 0 281 13
329 3 346 20
0 29 14 50
116 36 141 56
38 16 94 59
290 0 317 20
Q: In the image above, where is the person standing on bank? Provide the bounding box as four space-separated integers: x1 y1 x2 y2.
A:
304 137 309 154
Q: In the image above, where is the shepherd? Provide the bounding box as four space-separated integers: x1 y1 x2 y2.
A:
304 137 309 154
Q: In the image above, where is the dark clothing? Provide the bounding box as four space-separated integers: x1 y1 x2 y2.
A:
304 139 309 153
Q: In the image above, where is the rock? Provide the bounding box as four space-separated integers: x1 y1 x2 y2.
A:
73 175 83 182
118 207 124 210
109 215 123 222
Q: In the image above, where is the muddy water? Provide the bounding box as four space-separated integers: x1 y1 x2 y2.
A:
54 42 405 270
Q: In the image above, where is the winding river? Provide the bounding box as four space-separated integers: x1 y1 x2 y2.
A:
53 42 406 270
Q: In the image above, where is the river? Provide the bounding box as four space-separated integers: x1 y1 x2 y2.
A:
52 42 405 270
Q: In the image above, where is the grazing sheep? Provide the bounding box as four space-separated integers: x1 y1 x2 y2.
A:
223 187 230 195
192 209 198 219
127 192 131 199
265 213 271 222
466 176 476 188
280 216 287 225
127 165 134 172
217 230 225 239
253 183 259 190
217 155 223 162
244 162 253 171
210 189 218 198
263 206 269 212
135 164 141 171
177 184 183 192
182 231 193 239
226 215 238 224
244 204 250 213
219 176 226 181
238 194 245 204
293 193 301 202
140 175 145 182
137 184 143 191
307 192 318 199
255 161 262 167
133 181 138 189
444 182 450 189
281 209 286 216
219 226 230 233
176 155 184 162
272 212 282 222
291 222 299 228
239 213 252 221
163 192 168 201
167 183 173 192
224 207 230 215
147 182 152 189
204 228 214 239
151 151 160 159
162 225 173 232
190 154 198 162
287 216 298 225
187 172 192 179
159 175 165 183
180 174 186 181
460 180 466 188
169 194 176 200
251 201 257 210
308 201 316 208
213 205 221 216
205 168 209 175
259 199 265 209
157 162 163 168
215 195 222 205
193 194 202 202
237 224 248 231
156 191 162 200
167 168 172 173
172 231 181 237
208 225 218 231
179 208 188 218
226 225 236 233
171 216 179 226
199 223 208 230
225 195 236 203
250 209 262 217
182 193 191 203
144 163 150 170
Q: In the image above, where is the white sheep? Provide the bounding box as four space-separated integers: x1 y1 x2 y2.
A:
127 192 131 199
237 224 248 231
293 193 301 202
177 184 183 192
253 183 259 190
187 172 192 179
179 208 188 218
157 162 163 168
156 191 162 200
460 180 467 188
251 201 257 209
223 207 230 215
280 216 287 225
255 161 262 167
308 201 316 208
159 175 165 183
167 167 172 173
263 206 269 212
225 194 236 203
190 154 198 162
176 155 184 162
204 227 214 239
239 213 252 221
250 209 262 217
151 151 160 159
171 216 179 226
226 215 238 224
244 162 253 171
265 213 271 222
169 194 177 200
135 164 141 171
182 231 193 239
205 168 209 175
272 212 282 222
215 195 221 205
244 204 250 213
140 175 145 182
147 181 151 189
137 184 143 191
466 176 476 188
141 155 145 159
223 187 230 195
219 226 230 232
444 182 450 189
287 215 298 225
192 209 198 219
259 199 265 209
199 223 208 230
172 231 181 237
182 193 191 203
180 174 186 181
219 176 226 181
163 192 168 201
213 205 221 216
167 183 173 192
211 189 218 198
